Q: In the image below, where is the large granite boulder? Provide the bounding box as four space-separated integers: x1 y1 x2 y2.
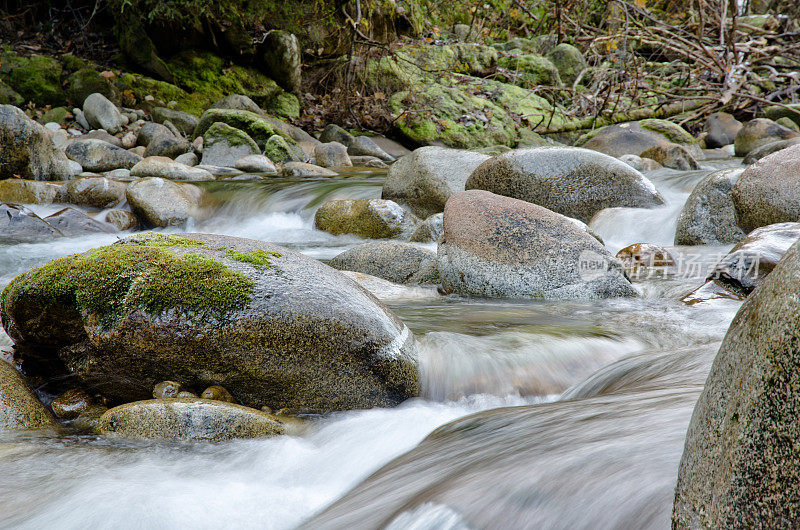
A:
65 139 142 172
675 168 746 245
200 122 260 167
438 190 637 299
0 203 62 244
732 143 800 232
0 233 420 412
381 147 491 218
0 105 72 181
125 177 206 227
580 120 700 159
673 238 800 528
329 242 439 284
465 146 664 223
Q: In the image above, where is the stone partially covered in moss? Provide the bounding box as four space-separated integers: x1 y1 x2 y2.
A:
194 108 277 147
67 68 117 107
96 398 284 441
0 51 65 106
0 80 23 106
264 91 300 119
545 43 587 86
0 105 73 181
315 198 420 239
258 31 302 94
0 361 58 432
113 8 173 82
40 107 71 126
1 233 420 411
0 180 64 205
264 134 298 164
497 53 561 88
201 122 260 167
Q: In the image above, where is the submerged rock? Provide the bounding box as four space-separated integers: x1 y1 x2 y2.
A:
438 190 637 299
44 208 116 237
675 168 746 245
50 389 93 420
673 238 800 528
1 233 420 411
126 177 205 227
96 398 284 441
732 143 800 231
465 146 664 223
0 361 57 431
0 105 73 181
329 242 439 284
382 147 490 219
315 199 419 239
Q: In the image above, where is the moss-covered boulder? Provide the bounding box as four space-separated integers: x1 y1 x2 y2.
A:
126 177 207 227
0 105 73 181
113 8 174 82
194 108 276 147
0 233 420 411
201 122 260 167
258 30 302 94
545 43 587 86
497 53 561 87
0 361 58 432
264 134 300 164
96 398 285 441
315 199 420 239
579 120 700 159
0 51 65 106
66 68 117 107
0 80 23 106
0 180 64 205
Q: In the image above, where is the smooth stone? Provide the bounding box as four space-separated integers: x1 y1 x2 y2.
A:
174 152 199 167
130 156 214 181
703 112 742 148
465 146 664 223
347 136 395 162
136 122 173 147
382 147 491 218
615 243 675 275
0 203 62 244
314 142 352 168
44 207 116 236
82 93 123 134
51 129 69 150
200 122 259 167
96 398 285 441
742 137 800 164
126 177 206 227
194 165 244 177
121 132 137 149
234 155 277 174
50 389 93 420
65 139 143 172
315 198 419 239
329 242 439 284
0 361 58 431
732 143 800 231
106 168 132 181
144 133 191 159
640 143 699 170
73 108 91 130
103 209 139 231
0 105 73 181
581 120 699 159
151 107 199 137
733 118 799 157
282 162 337 177
201 385 234 403
0 180 64 205
438 190 637 299
153 380 182 399
81 130 123 147
675 167 746 245
66 176 127 208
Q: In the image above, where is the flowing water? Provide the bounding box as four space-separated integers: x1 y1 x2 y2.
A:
0 159 746 529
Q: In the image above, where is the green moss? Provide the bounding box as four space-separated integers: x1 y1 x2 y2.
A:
204 122 260 150
194 108 276 146
497 53 561 87
0 51 65 106
639 119 696 145
264 92 300 119
40 107 71 125
226 250 282 271
264 134 294 163
1 235 253 330
67 68 117 107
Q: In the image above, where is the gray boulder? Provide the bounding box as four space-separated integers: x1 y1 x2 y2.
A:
0 105 72 181
65 139 142 172
0 361 58 432
314 142 352 168
673 238 800 528
703 112 742 148
259 31 302 93
66 176 127 209
265 134 302 164
126 177 206 227
151 107 199 136
0 179 64 204
319 124 354 145
1 233 420 411
329 242 439 284
732 143 800 232
580 120 700 159
0 203 62 244
200 122 259 167
465 146 664 223
82 93 123 134
136 122 173 147
675 168 746 245
282 162 336 177
438 190 637 299
315 198 419 239
130 156 214 182
235 155 277 174
733 118 799 157
43 207 116 237
348 136 395 162
96 398 285 441
210 94 264 115
382 147 491 219
144 133 191 159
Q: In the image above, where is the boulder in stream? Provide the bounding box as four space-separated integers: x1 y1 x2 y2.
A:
315 199 419 239
0 361 58 432
0 105 73 181
0 233 420 411
733 118 799 157
675 167 746 246
329 242 439 284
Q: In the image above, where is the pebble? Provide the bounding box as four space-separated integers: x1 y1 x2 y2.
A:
121 132 137 149
44 122 61 132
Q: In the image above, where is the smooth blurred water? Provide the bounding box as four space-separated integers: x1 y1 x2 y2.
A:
0 161 748 529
